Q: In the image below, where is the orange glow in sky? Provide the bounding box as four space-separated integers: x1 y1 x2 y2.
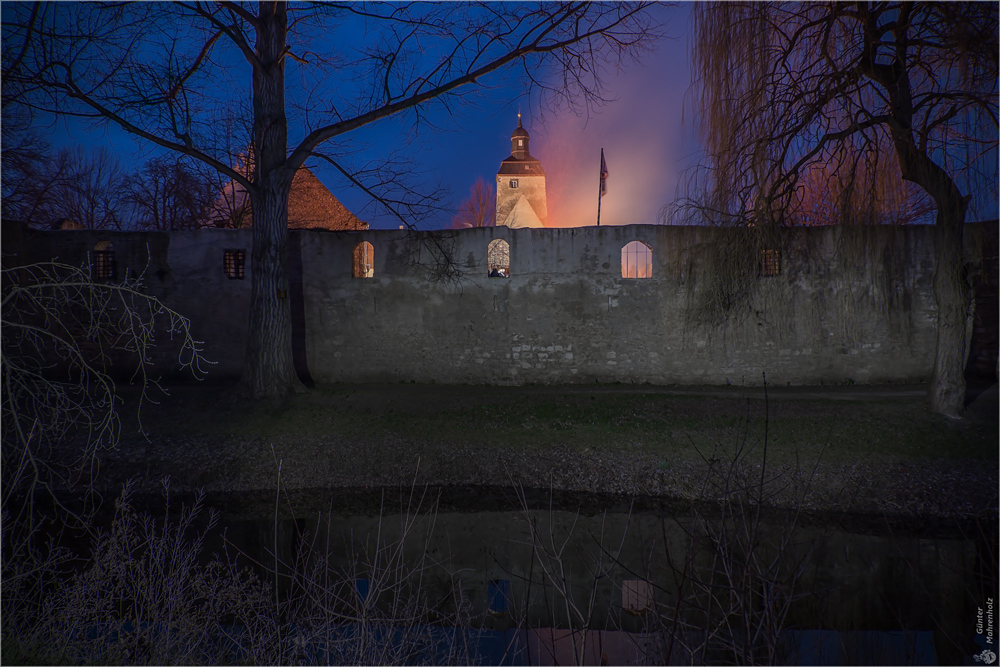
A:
526 20 696 228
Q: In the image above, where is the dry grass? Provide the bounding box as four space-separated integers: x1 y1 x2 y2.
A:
125 381 998 466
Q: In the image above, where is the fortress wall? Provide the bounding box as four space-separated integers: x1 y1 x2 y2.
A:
12 227 254 380
13 223 972 386
297 224 941 386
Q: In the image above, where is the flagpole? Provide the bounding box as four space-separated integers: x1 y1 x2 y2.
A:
597 148 605 227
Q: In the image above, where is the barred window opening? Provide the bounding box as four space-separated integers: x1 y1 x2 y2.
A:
224 249 246 280
621 241 652 279
93 241 116 280
761 249 780 277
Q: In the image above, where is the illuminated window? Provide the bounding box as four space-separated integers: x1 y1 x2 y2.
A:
488 579 511 616
622 579 653 616
509 179 518 188
487 239 510 278
621 241 652 278
93 241 116 280
760 249 780 277
353 241 374 278
518 139 523 147
223 249 246 280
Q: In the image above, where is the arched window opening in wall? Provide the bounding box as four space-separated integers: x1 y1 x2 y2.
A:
621 241 652 278
353 241 374 278
93 240 116 280
487 239 510 278
760 249 781 276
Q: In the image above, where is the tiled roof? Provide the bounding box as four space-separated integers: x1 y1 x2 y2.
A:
222 166 368 231
285 167 368 230
498 157 545 176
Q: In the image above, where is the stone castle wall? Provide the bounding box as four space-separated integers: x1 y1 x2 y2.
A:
11 223 996 386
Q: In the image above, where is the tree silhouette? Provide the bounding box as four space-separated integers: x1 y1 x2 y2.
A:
790 144 935 227
123 155 217 231
1 143 128 230
3 2 658 399
686 2 997 417
451 177 496 229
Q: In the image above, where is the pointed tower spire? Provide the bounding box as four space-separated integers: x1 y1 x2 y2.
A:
511 111 530 160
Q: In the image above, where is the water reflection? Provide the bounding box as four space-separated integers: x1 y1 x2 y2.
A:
202 485 991 665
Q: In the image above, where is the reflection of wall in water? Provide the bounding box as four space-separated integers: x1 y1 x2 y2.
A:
217 506 977 664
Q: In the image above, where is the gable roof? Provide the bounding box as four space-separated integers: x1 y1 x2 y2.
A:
286 167 367 230
206 166 367 230
501 195 545 228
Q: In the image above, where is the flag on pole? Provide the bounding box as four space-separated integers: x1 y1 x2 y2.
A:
600 149 608 197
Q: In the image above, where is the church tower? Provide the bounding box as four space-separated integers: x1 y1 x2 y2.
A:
496 113 547 228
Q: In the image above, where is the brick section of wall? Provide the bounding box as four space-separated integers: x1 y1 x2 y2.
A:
295 225 948 387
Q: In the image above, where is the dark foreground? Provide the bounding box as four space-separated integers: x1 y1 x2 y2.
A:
6 381 998 666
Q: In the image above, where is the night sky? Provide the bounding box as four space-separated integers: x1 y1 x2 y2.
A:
44 3 695 231
41 3 995 229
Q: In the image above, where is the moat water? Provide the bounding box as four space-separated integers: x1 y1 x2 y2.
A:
31 486 1000 665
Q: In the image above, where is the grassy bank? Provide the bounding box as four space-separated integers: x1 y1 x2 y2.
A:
132 381 998 466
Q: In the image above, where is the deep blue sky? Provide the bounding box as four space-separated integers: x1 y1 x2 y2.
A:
42 3 995 229
45 3 696 230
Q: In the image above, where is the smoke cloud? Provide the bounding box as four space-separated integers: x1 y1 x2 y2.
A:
531 14 697 228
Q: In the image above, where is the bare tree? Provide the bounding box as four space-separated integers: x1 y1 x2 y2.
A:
684 2 998 417
1 142 127 230
2 2 659 399
47 146 129 230
0 128 58 227
450 176 496 229
123 155 218 231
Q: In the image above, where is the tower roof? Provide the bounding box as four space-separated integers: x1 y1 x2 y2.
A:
507 112 536 162
498 159 545 176
511 112 529 139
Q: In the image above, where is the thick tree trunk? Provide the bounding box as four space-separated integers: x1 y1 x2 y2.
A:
927 197 972 418
240 2 302 399
888 139 971 418
860 6 974 418
890 142 971 417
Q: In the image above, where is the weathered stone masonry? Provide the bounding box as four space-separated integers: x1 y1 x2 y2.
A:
11 223 996 386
